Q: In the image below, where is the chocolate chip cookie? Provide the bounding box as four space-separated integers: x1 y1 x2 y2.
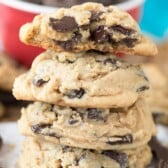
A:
19 137 152 168
18 99 156 150
20 3 157 56
13 50 150 108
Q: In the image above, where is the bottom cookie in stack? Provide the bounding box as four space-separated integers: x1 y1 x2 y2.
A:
18 99 156 150
143 63 168 125
19 137 152 168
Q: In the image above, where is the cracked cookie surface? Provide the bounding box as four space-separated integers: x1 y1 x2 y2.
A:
13 50 150 108
20 2 157 56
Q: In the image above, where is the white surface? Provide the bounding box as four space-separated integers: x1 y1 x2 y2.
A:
0 122 167 168
0 0 144 14
0 122 24 168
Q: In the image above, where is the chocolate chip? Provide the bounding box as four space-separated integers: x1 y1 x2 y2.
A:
90 11 103 22
32 78 49 87
31 124 51 134
121 38 137 48
103 58 117 65
65 88 85 99
91 26 110 43
111 25 135 36
49 16 78 32
102 150 128 168
107 134 133 145
55 31 81 50
31 124 60 138
110 108 126 113
87 108 104 121
0 136 3 149
136 86 150 92
149 137 168 162
66 59 75 64
68 118 79 125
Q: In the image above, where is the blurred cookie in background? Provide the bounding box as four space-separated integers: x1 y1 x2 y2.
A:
0 51 26 120
156 41 168 78
123 41 168 125
142 63 168 125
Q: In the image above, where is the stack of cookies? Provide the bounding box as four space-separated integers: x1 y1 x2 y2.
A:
13 3 158 168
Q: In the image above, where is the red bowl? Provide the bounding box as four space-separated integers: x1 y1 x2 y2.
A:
0 0 144 67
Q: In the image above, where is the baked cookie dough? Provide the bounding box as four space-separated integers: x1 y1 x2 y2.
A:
13 50 150 108
18 99 156 150
142 63 168 125
18 137 152 168
0 51 25 91
20 3 157 56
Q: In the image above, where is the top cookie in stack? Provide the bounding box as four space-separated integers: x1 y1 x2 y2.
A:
19 3 157 56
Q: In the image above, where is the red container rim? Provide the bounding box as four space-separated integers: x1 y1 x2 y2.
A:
0 0 144 14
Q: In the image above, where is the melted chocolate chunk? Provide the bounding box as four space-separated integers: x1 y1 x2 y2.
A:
0 136 3 149
32 78 49 87
91 26 110 43
107 134 133 145
49 16 78 32
31 124 60 138
65 88 85 99
102 150 128 168
55 31 81 50
31 123 52 134
90 11 103 22
136 85 150 92
87 108 104 121
103 58 117 65
121 38 138 48
111 25 135 36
